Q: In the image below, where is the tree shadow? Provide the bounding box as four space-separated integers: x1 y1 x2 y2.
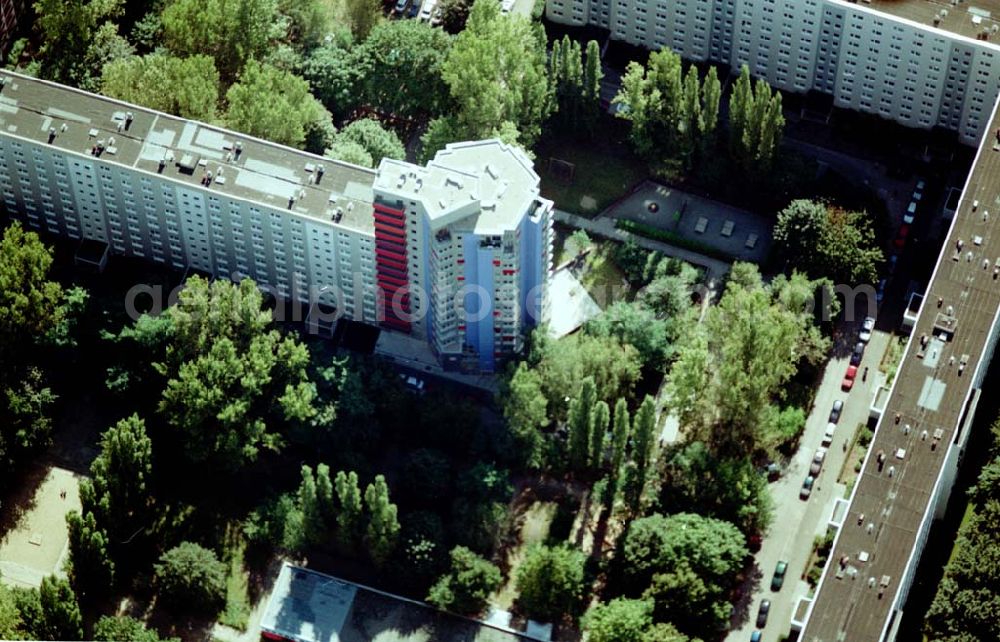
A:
728 559 764 631
0 462 49 541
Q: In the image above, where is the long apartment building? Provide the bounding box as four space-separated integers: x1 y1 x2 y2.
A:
0 71 553 373
546 0 1000 145
795 91 1000 641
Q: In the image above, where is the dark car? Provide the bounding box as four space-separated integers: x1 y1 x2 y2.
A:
850 341 865 366
756 600 771 628
829 399 844 423
771 561 788 591
800 475 815 499
408 0 422 17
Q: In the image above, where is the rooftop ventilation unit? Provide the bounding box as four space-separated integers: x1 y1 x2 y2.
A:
124 112 133 130
47 127 56 143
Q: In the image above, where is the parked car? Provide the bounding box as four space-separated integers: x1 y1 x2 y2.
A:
418 0 436 20
842 365 858 391
399 373 425 394
771 561 788 591
763 462 781 481
829 399 844 423
860 316 875 343
751 631 762 642
408 0 422 17
393 0 410 12
850 341 865 366
887 254 898 275
916 178 926 191
810 447 828 476
757 600 771 628
822 422 836 446
801 475 815 499
903 200 917 225
894 224 910 248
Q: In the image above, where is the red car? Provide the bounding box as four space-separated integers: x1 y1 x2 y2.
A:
894 224 910 248
842 365 858 391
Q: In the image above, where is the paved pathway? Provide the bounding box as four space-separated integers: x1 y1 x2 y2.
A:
726 329 891 642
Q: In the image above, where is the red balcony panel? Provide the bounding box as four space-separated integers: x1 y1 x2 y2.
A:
374 212 406 227
374 223 406 239
493 259 501 266
456 259 465 264
378 274 407 288
376 246 406 262
502 269 517 275
373 202 405 217
378 263 407 279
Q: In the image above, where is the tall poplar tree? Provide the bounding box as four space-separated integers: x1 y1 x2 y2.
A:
568 377 597 471
582 40 604 133
364 475 401 567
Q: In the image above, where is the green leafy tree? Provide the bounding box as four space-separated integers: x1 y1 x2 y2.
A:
582 598 654 642
665 263 828 457
80 414 153 542
645 561 730 637
626 396 657 511
642 623 693 642
66 510 114 599
609 398 631 482
729 66 784 175
533 331 641 421
332 119 405 167
567 377 597 471
299 38 363 120
316 463 335 522
774 200 883 285
611 50 681 159
93 615 178 642
622 513 747 589
699 66 721 142
515 544 587 619
427 546 502 615
154 277 316 470
101 54 220 121
325 140 373 167
79 21 134 91
551 35 583 131
0 221 64 363
582 40 603 133
32 0 122 83
343 0 381 41
335 470 363 552
450 463 512 553
590 400 610 470
585 302 675 370
277 0 329 50
502 362 549 470
364 475 400 566
298 465 325 546
225 61 330 151
0 583 23 640
427 0 551 156
38 576 82 640
153 542 226 613
161 0 277 82
659 442 774 535
357 21 452 120
0 223 64 478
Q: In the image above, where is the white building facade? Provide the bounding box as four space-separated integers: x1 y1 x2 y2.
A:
546 0 1000 145
0 72 550 373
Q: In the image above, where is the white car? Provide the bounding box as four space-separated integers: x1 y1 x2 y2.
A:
903 200 917 225
859 316 875 343
418 0 437 21
822 423 836 446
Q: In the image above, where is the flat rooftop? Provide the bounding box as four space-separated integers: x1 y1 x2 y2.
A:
802 99 1000 638
261 564 529 642
852 0 1000 42
0 70 377 233
374 140 543 236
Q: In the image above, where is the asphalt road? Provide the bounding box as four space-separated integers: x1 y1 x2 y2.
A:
726 328 892 642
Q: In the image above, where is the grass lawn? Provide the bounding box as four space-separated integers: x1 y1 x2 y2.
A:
218 524 252 631
535 124 647 217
